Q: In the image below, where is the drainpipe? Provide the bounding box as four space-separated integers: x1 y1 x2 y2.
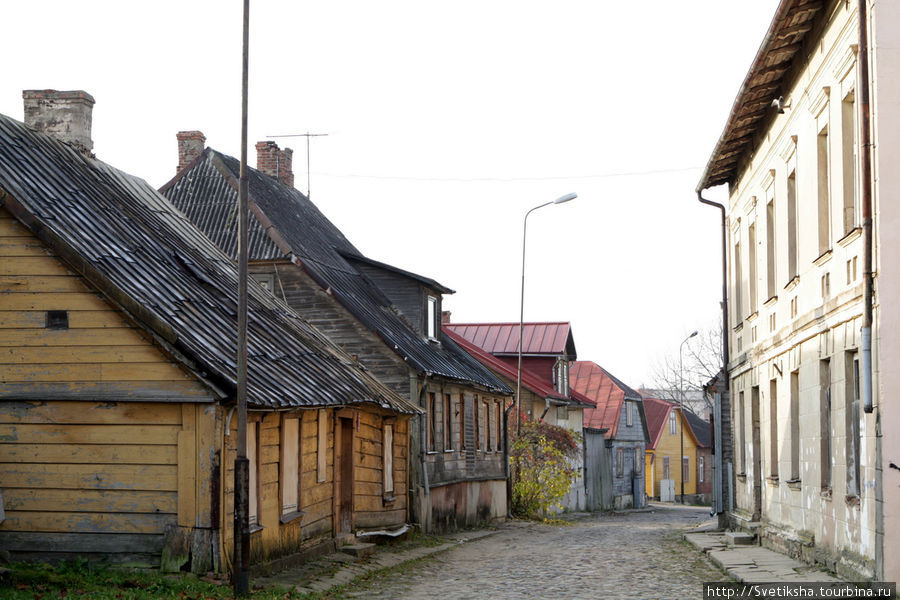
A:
697 192 730 522
856 0 882 580
418 380 430 496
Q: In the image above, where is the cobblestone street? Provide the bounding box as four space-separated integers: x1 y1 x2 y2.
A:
341 504 727 600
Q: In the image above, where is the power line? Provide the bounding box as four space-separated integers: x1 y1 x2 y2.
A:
312 165 702 183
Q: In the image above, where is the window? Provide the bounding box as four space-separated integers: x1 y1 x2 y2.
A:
626 402 633 427
426 295 438 339
698 456 705 483
473 396 480 451
556 405 568 422
766 197 777 299
738 390 747 474
427 392 436 452
444 394 452 451
248 422 259 526
821 358 832 490
669 410 677 435
252 273 275 293
281 416 300 516
315 410 328 483
634 448 642 475
769 379 778 478
663 456 671 480
616 448 624 478
734 237 743 323
841 94 858 235
383 421 394 496
748 221 758 315
817 125 832 256
682 456 690 483
790 371 800 481
787 170 799 281
822 272 831 299
46 310 68 330
846 352 861 497
484 399 492 451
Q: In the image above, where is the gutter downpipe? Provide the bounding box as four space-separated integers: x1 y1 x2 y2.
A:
418 380 430 497
698 191 730 524
856 0 882 579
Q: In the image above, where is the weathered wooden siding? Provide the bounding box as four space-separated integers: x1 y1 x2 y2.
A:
0 208 211 401
348 261 429 334
352 408 409 530
0 402 217 568
250 263 410 399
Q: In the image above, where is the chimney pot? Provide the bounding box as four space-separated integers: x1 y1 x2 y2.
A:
176 130 206 173
23 89 95 156
255 141 294 188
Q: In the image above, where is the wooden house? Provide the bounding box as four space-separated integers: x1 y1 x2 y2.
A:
0 92 418 573
442 322 590 512
642 397 703 503
160 138 513 533
569 361 649 509
682 408 713 503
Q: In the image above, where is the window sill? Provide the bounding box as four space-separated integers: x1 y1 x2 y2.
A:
763 295 778 308
736 473 747 481
733 322 744 333
845 495 860 508
784 276 800 293
280 510 305 525
786 478 801 491
821 487 833 501
444 449 455 454
250 524 264 534
814 249 833 267
837 227 862 248
747 311 759 323
383 494 397 506
766 476 779 486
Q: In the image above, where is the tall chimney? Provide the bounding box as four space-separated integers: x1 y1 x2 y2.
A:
23 90 95 156
176 130 206 173
255 141 294 188
442 311 452 325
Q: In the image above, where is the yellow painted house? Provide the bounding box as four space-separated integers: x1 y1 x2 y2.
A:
643 397 701 502
0 93 418 572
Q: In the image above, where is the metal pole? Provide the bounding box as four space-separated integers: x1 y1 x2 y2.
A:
233 0 250 595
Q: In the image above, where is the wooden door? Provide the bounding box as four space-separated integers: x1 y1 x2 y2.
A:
338 417 354 533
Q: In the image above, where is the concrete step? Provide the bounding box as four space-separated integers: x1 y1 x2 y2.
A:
725 532 756 546
341 543 377 558
335 533 355 548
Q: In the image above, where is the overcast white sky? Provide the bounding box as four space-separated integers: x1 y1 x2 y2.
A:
1 1 781 388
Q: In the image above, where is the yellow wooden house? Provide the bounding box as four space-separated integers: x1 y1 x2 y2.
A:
642 397 701 502
0 93 419 573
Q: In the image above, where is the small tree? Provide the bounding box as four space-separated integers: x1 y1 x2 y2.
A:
509 416 580 519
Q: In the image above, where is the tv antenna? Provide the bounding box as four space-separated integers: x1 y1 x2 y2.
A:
266 132 329 199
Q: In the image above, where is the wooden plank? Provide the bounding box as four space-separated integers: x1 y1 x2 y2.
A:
3 345 166 364
0 274 87 292
0 310 128 329
0 443 177 465
0 292 109 311
0 510 175 534
177 430 196 527
194 404 217 529
301 481 333 506
0 530 164 553
0 327 149 347
0 362 190 383
0 401 182 425
0 256 72 276
2 488 176 514
0 423 179 444
0 215 33 236
0 240 54 257
0 463 178 491
0 381 215 402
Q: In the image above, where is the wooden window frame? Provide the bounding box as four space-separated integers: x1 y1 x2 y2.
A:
459 395 466 452
317 409 328 483
443 393 453 452
616 447 624 478
248 421 260 528
427 392 436 452
682 456 690 484
383 418 396 501
625 401 633 427
280 415 302 523
662 456 671 480
669 411 677 436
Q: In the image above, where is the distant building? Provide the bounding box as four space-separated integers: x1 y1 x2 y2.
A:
642 398 704 503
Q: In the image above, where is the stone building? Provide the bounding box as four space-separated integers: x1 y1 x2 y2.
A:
696 0 899 581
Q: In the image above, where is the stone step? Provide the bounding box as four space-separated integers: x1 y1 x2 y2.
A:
341 543 377 558
335 533 355 547
725 532 756 546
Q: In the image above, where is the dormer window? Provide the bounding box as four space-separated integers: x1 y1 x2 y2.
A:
426 295 438 340
554 358 569 395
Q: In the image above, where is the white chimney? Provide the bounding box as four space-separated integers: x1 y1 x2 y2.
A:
23 89 95 156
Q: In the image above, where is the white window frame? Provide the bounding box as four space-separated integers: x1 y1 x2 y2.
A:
698 456 705 483
426 295 438 340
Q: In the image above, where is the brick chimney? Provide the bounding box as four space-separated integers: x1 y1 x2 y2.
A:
441 311 452 325
23 90 95 156
176 131 206 173
255 141 294 188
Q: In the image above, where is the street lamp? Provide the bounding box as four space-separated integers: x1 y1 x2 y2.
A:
679 330 698 504
516 193 577 435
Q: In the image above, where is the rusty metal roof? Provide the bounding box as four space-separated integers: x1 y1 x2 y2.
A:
569 361 646 441
444 322 576 357
162 150 511 395
0 112 418 414
697 0 826 191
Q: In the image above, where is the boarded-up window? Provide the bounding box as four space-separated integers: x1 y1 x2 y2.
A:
634 448 642 475
248 422 259 526
663 456 671 480
281 416 300 515
626 402 633 427
427 392 436 451
473 396 480 451
699 456 705 483
616 448 624 478
444 394 452 451
317 409 327 483
383 423 394 495
484 400 491 451
459 395 466 451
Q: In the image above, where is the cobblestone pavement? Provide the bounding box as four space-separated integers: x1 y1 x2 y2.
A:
340 504 728 600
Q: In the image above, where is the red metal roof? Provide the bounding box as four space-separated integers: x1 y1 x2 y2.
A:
642 397 700 450
570 361 641 438
445 322 574 356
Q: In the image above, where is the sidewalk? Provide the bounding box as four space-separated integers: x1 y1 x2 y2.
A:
254 528 499 596
684 528 841 584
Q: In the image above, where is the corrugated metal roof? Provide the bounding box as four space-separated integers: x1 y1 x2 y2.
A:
162 150 511 395
0 112 419 414
570 361 643 439
697 0 825 191
444 322 575 356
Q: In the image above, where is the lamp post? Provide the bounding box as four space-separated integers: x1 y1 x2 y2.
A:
679 330 698 504
516 193 577 435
